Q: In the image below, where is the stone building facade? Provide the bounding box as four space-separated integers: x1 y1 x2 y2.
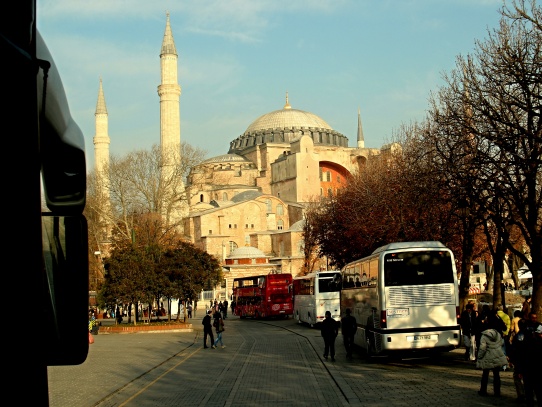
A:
183 95 395 300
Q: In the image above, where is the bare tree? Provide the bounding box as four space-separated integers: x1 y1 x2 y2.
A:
86 142 206 248
427 0 542 313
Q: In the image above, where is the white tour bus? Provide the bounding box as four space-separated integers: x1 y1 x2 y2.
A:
341 241 460 358
293 271 342 327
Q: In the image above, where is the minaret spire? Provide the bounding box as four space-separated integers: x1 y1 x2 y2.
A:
357 107 364 149
161 11 177 56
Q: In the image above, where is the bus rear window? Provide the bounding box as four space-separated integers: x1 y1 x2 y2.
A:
318 277 341 293
384 251 454 286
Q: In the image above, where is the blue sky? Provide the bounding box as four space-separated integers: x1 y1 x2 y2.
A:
37 0 504 171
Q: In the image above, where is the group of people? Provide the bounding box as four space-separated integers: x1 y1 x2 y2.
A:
209 299 229 319
460 296 541 404
319 308 357 362
202 303 227 349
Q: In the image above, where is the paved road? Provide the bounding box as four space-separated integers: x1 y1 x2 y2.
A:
48 316 524 407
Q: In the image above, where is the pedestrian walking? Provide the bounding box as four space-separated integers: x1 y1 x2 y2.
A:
213 311 226 349
223 299 229 319
116 305 123 325
496 306 511 369
521 296 531 320
508 318 527 403
341 308 357 359
460 302 477 361
202 310 215 349
320 310 339 362
476 311 509 397
515 313 542 407
187 302 192 319
509 309 522 343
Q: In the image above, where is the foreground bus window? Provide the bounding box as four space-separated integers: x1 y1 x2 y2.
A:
42 213 89 365
233 273 293 319
341 241 461 360
293 271 342 327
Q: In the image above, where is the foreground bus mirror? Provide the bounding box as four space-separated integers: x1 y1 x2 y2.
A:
42 213 89 365
37 31 86 215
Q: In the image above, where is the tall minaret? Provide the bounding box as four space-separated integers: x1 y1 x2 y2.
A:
158 11 182 174
157 12 187 228
94 77 110 177
357 107 365 149
93 77 111 242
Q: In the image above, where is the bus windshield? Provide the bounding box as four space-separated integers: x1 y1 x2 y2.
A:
383 250 455 286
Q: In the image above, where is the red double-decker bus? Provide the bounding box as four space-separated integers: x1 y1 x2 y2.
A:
233 273 293 319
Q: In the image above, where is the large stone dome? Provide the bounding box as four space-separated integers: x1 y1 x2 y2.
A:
228 94 348 154
245 106 332 134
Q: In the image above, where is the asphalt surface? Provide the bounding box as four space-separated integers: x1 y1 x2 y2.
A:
48 315 529 407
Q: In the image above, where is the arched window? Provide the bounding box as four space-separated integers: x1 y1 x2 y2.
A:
228 241 238 254
276 204 284 215
265 199 272 213
199 194 204 202
222 192 228 201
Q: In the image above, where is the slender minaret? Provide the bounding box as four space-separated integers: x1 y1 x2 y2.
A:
357 107 364 149
93 77 111 241
158 11 182 174
157 12 187 228
94 77 110 177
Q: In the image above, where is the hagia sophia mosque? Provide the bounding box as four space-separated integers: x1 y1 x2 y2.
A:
93 13 399 301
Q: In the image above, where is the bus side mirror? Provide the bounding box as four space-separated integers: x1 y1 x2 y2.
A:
43 213 89 366
37 31 86 215
35 30 89 366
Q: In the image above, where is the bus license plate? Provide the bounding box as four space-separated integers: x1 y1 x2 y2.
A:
387 308 409 317
407 334 436 342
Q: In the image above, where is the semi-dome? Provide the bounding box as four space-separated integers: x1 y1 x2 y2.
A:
202 153 249 164
231 190 263 203
228 246 266 259
289 219 305 231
